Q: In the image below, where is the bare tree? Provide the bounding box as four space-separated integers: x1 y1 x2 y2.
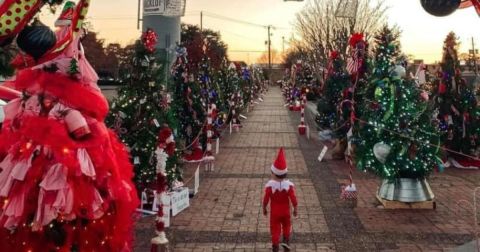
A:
291 0 387 75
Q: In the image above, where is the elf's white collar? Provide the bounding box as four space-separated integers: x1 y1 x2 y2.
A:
265 179 294 193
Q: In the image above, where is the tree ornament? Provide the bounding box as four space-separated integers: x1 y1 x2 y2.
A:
142 28 158 53
438 82 447 94
420 90 429 101
16 20 57 60
375 87 384 100
393 65 406 78
373 142 391 164
55 1 76 27
68 58 80 77
0 0 64 45
420 0 461 17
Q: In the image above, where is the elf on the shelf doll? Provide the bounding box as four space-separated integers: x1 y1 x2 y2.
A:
263 148 298 252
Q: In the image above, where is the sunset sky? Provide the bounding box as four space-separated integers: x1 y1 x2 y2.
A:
40 0 480 64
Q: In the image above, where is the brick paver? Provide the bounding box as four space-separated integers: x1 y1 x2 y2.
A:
166 89 328 251
134 88 478 251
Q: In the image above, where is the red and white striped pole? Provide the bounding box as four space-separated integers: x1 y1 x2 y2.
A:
234 94 240 130
298 94 306 135
151 127 175 251
205 103 215 171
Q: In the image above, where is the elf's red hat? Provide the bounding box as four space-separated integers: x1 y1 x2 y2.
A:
271 148 287 175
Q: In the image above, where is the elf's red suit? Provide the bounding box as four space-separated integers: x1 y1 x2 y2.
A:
263 180 298 245
263 148 298 250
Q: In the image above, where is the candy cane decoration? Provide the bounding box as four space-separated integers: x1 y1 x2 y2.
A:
204 103 215 171
298 94 307 135
289 87 295 111
341 155 358 200
151 126 175 249
232 93 241 131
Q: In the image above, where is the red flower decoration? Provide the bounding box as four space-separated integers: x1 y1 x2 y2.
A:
330 50 339 60
349 33 365 47
142 28 158 53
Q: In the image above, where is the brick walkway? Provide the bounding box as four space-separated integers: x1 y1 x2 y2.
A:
134 87 477 251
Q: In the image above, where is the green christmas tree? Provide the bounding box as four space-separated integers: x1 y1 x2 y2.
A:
317 51 351 129
216 61 241 111
171 46 206 153
107 30 180 189
435 32 480 161
68 58 80 77
354 25 440 180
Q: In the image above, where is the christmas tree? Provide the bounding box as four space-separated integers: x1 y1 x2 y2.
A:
197 50 221 152
215 61 243 125
108 29 181 189
435 32 480 167
68 58 80 77
354 25 440 181
171 46 206 162
317 51 350 129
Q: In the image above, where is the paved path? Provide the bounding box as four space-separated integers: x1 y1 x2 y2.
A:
135 87 477 251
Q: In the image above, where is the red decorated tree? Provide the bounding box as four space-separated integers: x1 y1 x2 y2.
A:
0 1 138 251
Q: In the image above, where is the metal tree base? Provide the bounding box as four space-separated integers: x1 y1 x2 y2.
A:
378 178 434 203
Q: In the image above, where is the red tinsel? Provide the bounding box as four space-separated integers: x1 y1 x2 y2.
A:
6 69 109 121
349 33 365 47
0 59 138 251
142 28 158 53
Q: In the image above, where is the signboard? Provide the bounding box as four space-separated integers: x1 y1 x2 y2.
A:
318 146 328 162
171 187 189 216
335 0 359 19
143 0 186 17
188 166 200 195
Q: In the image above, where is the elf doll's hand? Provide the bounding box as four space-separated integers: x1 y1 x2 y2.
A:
263 208 267 216
293 208 298 217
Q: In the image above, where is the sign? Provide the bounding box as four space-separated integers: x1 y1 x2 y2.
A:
171 187 189 216
194 167 200 195
143 0 186 17
335 0 359 19
318 146 328 162
188 166 200 195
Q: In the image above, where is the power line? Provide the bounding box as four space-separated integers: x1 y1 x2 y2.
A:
220 30 261 42
202 11 290 30
229 50 265 53
202 11 267 29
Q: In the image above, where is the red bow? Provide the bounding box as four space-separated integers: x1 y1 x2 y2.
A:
349 33 365 47
330 50 339 60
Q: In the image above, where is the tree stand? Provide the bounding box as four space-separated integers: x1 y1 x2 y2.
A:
377 178 435 209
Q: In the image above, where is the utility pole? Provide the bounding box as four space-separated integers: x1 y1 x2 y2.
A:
472 37 478 76
137 0 142 30
268 25 272 80
282 36 285 54
200 11 203 32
